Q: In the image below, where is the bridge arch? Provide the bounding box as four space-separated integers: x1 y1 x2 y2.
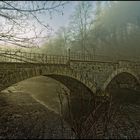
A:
1 65 96 94
45 74 94 95
1 68 96 125
102 68 140 91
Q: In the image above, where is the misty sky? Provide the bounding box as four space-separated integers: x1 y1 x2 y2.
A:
48 1 78 32
44 1 95 34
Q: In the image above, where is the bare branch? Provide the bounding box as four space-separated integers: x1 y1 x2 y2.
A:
0 1 68 48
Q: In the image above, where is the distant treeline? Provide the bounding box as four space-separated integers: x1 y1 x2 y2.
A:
40 1 140 59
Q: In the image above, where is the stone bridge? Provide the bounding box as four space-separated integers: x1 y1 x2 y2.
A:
0 49 139 95
0 49 140 138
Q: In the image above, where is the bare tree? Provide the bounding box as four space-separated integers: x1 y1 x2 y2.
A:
92 1 140 58
0 1 68 48
42 27 69 55
68 1 93 56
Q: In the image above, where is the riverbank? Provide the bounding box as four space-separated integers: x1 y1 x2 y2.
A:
0 91 75 139
2 76 67 115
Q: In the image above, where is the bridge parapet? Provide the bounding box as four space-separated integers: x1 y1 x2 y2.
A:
0 48 140 64
0 49 69 64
